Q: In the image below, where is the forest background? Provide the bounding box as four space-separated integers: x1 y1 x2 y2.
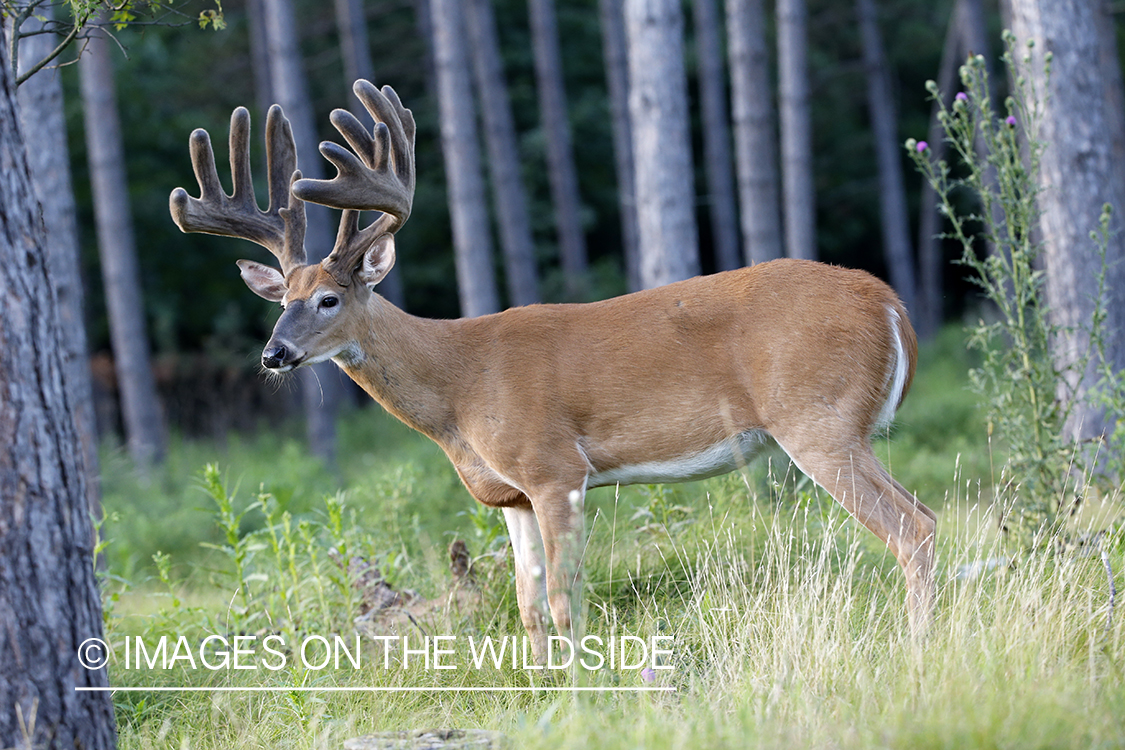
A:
4 0 1125 747
59 0 999 449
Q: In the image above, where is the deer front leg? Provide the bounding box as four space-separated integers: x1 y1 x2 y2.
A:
529 484 587 649
502 505 550 662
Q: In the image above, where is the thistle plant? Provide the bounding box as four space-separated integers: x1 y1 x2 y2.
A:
907 33 1109 544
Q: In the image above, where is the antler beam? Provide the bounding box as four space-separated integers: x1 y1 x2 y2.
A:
292 81 416 285
169 105 308 277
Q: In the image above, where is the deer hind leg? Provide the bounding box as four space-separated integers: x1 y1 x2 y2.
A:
777 438 937 637
502 505 550 662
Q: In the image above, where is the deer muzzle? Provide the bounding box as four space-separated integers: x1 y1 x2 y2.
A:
261 343 298 371
261 301 310 371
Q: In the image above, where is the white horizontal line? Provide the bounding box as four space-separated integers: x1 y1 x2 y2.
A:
75 686 674 693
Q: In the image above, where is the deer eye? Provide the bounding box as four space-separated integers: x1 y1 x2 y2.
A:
319 295 339 310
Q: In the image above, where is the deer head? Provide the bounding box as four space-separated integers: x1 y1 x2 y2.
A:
169 80 416 372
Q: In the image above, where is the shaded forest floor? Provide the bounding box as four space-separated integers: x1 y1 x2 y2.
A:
96 325 1125 749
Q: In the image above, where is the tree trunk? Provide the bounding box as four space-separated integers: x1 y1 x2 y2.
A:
598 0 642 290
247 0 274 117
692 0 741 271
528 0 588 295
776 0 816 260
431 0 500 316
625 0 700 288
856 0 917 315
9 8 101 513
0 37 116 749
79 25 166 467
1011 0 1125 441
334 0 407 309
466 0 541 307
1096 1 1125 209
261 0 343 465
412 0 439 98
727 0 782 264
915 0 963 339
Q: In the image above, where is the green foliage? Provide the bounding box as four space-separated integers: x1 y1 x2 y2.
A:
95 330 1125 749
60 0 964 356
101 447 1124 750
907 34 1121 543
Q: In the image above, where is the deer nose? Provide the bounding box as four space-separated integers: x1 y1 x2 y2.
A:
262 344 290 370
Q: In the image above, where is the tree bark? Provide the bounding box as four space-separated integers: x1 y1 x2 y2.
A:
915 0 963 339
598 0 642 290
727 0 782 264
857 0 917 315
1096 1 1125 210
692 0 742 271
1011 0 1125 441
776 0 816 260
431 0 500 316
528 0 588 294
247 0 274 117
0 36 116 749
334 0 407 309
625 0 700 288
466 0 541 307
79 25 166 467
261 0 344 465
9 7 101 513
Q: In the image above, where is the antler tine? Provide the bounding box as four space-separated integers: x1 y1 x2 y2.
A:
292 81 416 286
169 106 308 277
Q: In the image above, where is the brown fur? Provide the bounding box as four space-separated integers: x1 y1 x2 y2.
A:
259 258 936 660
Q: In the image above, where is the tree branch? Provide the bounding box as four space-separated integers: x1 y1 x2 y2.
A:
15 14 81 85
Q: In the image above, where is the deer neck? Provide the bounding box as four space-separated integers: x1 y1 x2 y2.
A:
333 294 466 442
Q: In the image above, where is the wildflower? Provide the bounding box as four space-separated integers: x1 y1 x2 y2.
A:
955 92 968 102
916 141 928 153
641 667 656 683
1006 115 1017 127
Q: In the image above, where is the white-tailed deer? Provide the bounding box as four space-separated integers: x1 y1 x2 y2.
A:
171 81 936 660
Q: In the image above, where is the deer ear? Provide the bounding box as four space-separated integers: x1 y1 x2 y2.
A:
236 260 286 302
358 234 396 292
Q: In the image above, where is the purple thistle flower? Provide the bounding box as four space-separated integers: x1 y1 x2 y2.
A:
1006 115 1017 127
955 92 968 102
916 141 928 153
641 667 656 683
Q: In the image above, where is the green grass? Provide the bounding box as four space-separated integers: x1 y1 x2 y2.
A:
96 325 1125 749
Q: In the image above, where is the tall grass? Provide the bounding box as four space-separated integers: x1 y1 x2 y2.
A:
94 302 1125 750
100 420 1124 749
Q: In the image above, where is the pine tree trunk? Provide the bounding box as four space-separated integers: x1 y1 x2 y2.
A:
857 0 917 315
79 25 166 467
333 0 407 309
10 8 101 513
466 0 541 307
431 0 500 316
528 0 588 294
247 0 274 117
261 0 344 465
625 0 700 288
915 0 963 339
727 0 782 264
1096 1 1125 207
776 0 816 260
598 0 642 290
413 0 439 98
1011 0 1125 441
692 0 741 271
0 39 116 749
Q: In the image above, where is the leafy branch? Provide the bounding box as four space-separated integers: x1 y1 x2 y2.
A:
2 0 225 85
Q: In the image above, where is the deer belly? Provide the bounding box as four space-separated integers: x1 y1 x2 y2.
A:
586 430 768 488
